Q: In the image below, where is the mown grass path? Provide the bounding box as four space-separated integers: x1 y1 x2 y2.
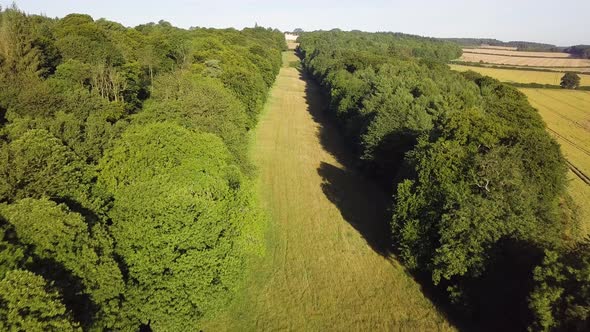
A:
206 51 453 331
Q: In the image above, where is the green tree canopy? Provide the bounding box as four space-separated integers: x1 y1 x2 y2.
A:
0 129 91 204
560 72 581 89
98 123 263 330
0 198 126 329
0 269 80 331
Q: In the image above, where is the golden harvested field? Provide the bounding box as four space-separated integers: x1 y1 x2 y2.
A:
529 66 590 73
449 64 590 86
519 89 590 236
464 48 572 58
465 64 590 73
287 41 298 50
479 45 517 51
204 51 454 331
458 52 590 67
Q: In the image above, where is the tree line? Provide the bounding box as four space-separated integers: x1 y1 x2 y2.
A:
444 38 590 59
0 5 284 331
442 38 558 51
298 30 588 331
564 45 590 59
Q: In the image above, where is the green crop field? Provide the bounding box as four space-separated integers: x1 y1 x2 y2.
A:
519 89 590 235
450 64 590 86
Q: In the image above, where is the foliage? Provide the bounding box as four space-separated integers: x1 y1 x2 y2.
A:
97 123 264 330
564 45 590 59
0 129 91 205
0 5 282 330
299 30 575 330
0 198 125 329
561 72 581 89
529 241 590 331
135 71 251 169
0 269 80 331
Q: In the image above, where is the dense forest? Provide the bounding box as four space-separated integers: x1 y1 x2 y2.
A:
0 5 284 330
564 45 590 59
298 30 589 331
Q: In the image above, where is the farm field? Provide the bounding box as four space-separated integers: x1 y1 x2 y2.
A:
204 51 454 331
456 63 590 73
477 45 517 51
519 88 590 235
458 52 590 67
449 64 590 86
464 48 572 58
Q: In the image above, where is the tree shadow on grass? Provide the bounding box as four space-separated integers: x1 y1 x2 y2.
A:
295 66 466 327
295 59 542 331
295 67 393 256
317 161 392 255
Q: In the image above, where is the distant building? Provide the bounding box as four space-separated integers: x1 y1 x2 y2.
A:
284 33 298 41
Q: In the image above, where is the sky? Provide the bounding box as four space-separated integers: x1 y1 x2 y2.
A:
2 0 589 46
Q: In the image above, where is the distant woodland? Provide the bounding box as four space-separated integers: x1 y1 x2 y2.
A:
299 30 589 331
444 37 590 58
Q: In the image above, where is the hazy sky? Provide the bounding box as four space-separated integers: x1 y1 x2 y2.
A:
3 0 589 46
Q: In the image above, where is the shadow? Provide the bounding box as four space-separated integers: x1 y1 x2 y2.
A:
296 61 465 327
297 59 542 331
293 64 393 255
0 216 99 329
27 257 99 329
52 196 100 229
317 162 391 255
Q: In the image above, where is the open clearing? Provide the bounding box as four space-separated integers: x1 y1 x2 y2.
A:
449 64 590 86
204 51 453 331
458 52 590 67
463 48 573 58
519 89 590 235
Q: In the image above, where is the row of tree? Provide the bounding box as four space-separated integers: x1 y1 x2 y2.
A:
0 5 284 330
298 30 588 331
442 38 559 52
564 45 590 59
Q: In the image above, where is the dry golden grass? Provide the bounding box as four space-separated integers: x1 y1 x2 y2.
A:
520 89 590 236
479 45 517 51
287 41 299 50
450 64 590 86
204 51 454 331
458 52 590 67
464 48 573 58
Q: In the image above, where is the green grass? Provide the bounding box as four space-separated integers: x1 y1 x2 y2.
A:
450 64 590 86
288 60 301 69
519 89 590 236
203 51 454 331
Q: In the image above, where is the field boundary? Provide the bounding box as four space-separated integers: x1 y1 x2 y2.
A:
463 50 574 60
452 60 590 71
451 61 590 73
566 160 590 185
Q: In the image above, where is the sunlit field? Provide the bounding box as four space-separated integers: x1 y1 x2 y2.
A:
450 64 590 86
